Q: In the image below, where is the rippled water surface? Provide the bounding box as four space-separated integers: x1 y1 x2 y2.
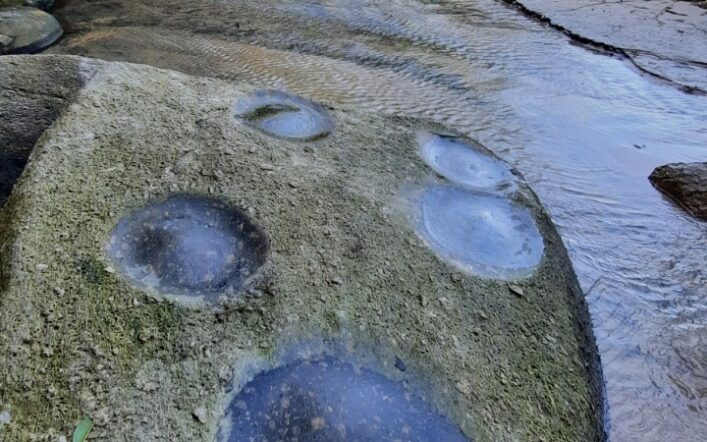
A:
49 0 707 439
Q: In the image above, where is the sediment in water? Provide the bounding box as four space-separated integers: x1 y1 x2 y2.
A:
0 55 603 442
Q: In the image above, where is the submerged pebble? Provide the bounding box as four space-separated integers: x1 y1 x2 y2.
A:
419 133 516 193
233 90 335 141
418 186 543 279
107 195 268 300
0 7 62 55
219 355 468 442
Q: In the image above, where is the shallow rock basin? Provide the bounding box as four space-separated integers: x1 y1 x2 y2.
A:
107 194 268 302
219 354 468 442
233 90 335 141
419 133 517 194
417 186 544 279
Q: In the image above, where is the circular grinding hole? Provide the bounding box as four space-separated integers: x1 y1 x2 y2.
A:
420 133 516 193
233 90 335 141
219 355 469 441
0 7 63 55
107 195 268 299
418 186 544 279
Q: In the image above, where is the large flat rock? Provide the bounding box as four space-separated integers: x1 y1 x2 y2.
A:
0 55 602 441
506 0 707 92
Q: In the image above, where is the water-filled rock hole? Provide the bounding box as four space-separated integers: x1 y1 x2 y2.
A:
419 133 516 193
107 194 268 300
233 90 335 141
218 354 469 442
416 185 544 279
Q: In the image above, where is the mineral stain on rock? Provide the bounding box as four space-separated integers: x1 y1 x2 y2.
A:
417 186 544 279
0 7 62 55
233 90 335 141
218 355 469 442
419 133 516 193
107 194 268 301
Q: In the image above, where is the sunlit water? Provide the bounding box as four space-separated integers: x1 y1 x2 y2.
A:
48 0 707 439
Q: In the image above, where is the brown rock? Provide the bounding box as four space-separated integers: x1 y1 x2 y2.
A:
649 162 707 220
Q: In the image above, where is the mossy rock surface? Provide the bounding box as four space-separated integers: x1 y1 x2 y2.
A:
0 55 603 441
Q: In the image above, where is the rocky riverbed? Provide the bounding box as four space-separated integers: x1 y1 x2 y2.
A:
2 0 706 441
0 55 603 441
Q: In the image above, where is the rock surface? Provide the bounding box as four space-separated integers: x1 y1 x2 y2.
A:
0 7 62 55
0 55 603 441
0 55 91 206
649 162 707 220
504 0 707 93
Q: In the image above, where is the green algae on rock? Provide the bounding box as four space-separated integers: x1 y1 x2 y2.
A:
0 55 603 442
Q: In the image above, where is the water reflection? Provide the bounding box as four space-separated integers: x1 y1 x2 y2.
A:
417 185 543 279
219 355 469 442
233 90 335 141
419 133 517 194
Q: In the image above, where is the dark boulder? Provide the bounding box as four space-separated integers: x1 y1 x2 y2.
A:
23 0 55 11
649 162 707 220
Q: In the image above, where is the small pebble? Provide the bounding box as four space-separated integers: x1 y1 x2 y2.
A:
509 284 524 297
193 406 208 424
311 416 326 431
394 357 406 372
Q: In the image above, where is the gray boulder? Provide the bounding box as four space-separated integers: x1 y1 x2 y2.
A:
0 7 62 55
649 162 707 220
